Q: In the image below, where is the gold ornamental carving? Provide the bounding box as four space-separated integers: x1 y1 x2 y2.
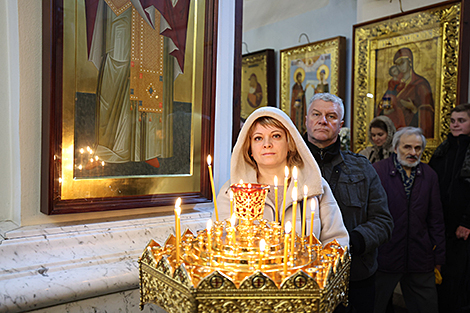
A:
139 183 350 312
352 2 462 162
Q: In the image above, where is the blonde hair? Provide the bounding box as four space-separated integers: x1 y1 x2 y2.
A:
242 116 304 174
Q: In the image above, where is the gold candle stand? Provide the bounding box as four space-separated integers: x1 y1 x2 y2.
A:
139 183 350 313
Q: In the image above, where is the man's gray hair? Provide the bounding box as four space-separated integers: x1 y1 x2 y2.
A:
307 93 345 120
392 127 427 150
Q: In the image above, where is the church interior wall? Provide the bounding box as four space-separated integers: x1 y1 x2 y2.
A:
0 0 468 312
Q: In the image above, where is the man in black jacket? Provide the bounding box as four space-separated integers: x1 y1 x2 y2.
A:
303 93 393 313
429 103 470 313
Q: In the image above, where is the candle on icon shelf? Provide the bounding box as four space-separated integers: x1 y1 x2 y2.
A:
174 198 182 265
274 175 279 223
291 187 298 253
281 166 289 228
302 185 308 239
284 221 292 276
206 155 219 221
310 197 318 246
259 239 266 270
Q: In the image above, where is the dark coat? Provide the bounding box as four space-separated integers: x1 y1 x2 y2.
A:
373 157 446 273
304 134 393 281
429 134 470 234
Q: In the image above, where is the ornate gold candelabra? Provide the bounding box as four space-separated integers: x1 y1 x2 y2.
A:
139 183 350 312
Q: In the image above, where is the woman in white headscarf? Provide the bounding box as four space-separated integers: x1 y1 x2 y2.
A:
215 107 348 247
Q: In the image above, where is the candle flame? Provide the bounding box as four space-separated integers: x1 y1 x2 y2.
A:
230 213 236 226
175 206 181 215
78 164 82 170
101 161 105 166
86 146 91 152
284 166 289 177
311 197 317 213
293 166 298 180
90 158 94 163
206 219 212 232
259 239 266 252
285 221 292 233
175 197 182 208
95 156 99 161
292 187 298 201
207 155 212 166
80 148 84 154
304 185 308 196
274 175 278 187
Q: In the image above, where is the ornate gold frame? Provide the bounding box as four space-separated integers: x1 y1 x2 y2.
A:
41 0 220 214
280 36 346 133
351 1 469 161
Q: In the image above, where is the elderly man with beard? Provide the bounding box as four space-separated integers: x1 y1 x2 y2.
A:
372 127 445 313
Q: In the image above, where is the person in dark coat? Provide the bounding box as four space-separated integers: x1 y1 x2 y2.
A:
304 93 393 313
373 127 445 313
429 103 470 313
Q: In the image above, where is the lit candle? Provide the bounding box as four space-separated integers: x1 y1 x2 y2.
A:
230 213 237 245
259 239 266 270
302 185 308 239
274 175 279 223
229 190 234 216
291 187 298 253
174 198 182 265
207 155 219 221
281 166 289 228
284 221 291 276
206 219 212 255
293 166 298 190
310 197 318 246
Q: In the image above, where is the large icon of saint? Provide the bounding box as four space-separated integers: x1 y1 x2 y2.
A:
378 48 434 137
247 73 263 108
290 68 306 134
84 0 191 169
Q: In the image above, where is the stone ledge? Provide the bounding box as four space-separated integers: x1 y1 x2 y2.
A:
0 210 211 312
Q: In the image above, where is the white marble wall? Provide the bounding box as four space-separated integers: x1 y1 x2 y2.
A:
29 289 166 313
0 208 211 313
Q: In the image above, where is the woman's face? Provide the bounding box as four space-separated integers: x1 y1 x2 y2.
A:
250 123 289 170
370 127 388 147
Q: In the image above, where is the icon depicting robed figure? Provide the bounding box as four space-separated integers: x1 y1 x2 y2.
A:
84 0 191 169
247 73 263 108
384 48 435 138
291 69 306 134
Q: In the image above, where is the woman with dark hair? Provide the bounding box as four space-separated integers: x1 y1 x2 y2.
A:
215 107 349 247
359 116 396 164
